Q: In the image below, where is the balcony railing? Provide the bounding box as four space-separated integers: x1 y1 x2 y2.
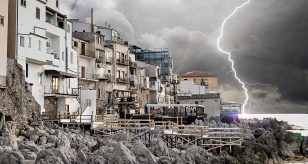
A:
129 61 137 68
80 50 96 58
97 73 111 80
116 59 129 66
114 97 136 104
80 73 97 80
44 87 79 96
116 78 129 84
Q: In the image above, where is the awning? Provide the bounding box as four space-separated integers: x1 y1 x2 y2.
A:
45 70 78 78
26 58 47 65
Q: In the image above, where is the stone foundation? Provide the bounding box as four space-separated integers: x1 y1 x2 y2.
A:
0 59 40 129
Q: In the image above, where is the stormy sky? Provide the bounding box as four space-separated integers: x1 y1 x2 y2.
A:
62 0 308 114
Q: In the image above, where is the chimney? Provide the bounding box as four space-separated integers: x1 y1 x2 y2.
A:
91 8 94 33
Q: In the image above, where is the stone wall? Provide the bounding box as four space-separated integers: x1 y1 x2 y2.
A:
0 59 40 128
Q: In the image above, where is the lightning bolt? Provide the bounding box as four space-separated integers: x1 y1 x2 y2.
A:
217 0 251 114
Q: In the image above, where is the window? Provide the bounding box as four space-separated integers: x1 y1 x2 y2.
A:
108 70 111 74
0 15 4 26
62 52 64 61
81 43 86 55
38 40 41 50
46 42 51 47
25 63 28 78
20 36 25 47
56 0 59 7
28 37 31 48
70 52 73 64
195 101 199 104
73 41 78 47
117 70 120 78
20 0 26 7
36 8 40 19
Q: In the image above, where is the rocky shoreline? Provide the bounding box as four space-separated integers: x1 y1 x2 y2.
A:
0 118 307 164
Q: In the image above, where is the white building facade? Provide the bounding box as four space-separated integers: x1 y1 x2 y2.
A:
15 0 79 115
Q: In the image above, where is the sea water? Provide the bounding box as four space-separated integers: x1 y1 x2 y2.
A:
239 114 308 136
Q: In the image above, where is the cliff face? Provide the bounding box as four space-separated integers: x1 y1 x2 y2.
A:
0 59 40 128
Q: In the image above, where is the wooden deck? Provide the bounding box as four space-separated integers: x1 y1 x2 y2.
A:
42 114 243 152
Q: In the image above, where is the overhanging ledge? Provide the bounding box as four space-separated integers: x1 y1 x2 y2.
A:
45 70 78 78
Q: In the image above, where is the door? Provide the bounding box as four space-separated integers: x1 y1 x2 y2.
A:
51 76 59 93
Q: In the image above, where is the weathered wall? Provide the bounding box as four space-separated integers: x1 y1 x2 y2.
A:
0 59 40 127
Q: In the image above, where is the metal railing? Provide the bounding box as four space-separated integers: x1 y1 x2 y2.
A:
116 78 129 84
44 86 79 96
116 59 129 65
80 50 96 58
97 73 111 80
80 73 97 80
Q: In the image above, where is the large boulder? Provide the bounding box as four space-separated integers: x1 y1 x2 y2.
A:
35 148 76 164
18 141 42 160
302 136 308 157
149 138 170 157
130 141 157 164
184 145 216 164
95 141 137 164
0 150 25 164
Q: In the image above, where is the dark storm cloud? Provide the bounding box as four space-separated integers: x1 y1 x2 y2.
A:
223 0 308 104
62 0 308 113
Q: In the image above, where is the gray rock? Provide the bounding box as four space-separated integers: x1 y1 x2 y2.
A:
302 136 308 157
131 141 157 164
35 148 76 164
149 138 170 156
18 141 42 160
0 150 25 164
95 141 137 164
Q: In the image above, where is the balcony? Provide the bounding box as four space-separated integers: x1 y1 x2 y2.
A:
116 78 129 84
114 97 136 105
96 55 105 63
44 87 79 97
80 50 95 58
129 61 137 68
97 73 111 80
116 59 129 66
80 73 97 80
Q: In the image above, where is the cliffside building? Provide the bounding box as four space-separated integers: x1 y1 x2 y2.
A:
8 0 80 116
